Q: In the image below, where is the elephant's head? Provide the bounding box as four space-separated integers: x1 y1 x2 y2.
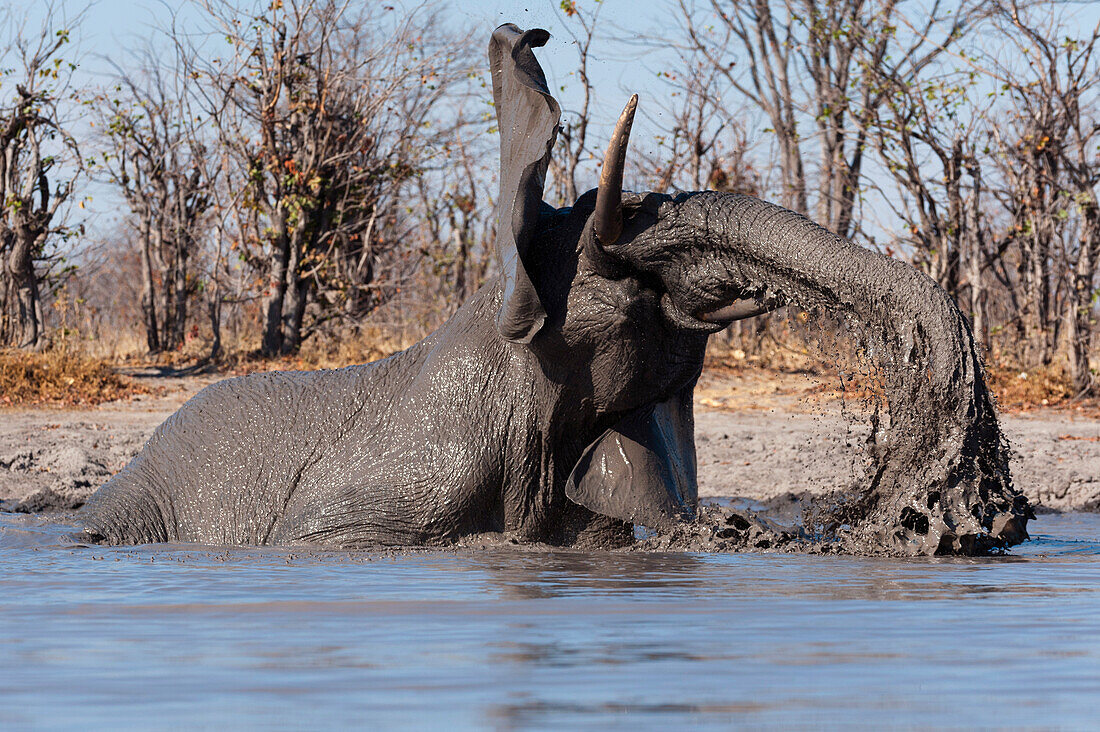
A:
490 25 1029 554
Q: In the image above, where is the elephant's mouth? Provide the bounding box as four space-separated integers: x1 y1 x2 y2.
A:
659 294 727 333
661 290 785 333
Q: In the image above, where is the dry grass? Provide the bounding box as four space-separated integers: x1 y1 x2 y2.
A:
0 348 149 408
11 310 1095 415
84 319 420 376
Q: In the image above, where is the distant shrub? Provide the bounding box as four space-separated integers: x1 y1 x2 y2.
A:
0 349 148 408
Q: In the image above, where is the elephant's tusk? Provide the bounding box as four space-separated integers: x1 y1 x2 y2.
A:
593 94 639 245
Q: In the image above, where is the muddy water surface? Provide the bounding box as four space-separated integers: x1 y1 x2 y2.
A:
2 512 1098 728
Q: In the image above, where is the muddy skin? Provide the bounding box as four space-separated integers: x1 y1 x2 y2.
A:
75 24 1030 557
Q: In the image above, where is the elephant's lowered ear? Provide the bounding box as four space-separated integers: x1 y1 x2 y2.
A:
488 24 561 344
565 387 699 530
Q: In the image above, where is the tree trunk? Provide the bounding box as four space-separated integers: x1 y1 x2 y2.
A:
168 246 189 350
453 227 468 302
0 230 13 346
261 226 291 358
1066 292 1094 397
965 167 987 352
207 280 222 362
283 276 308 356
281 224 308 355
0 272 9 345
1068 209 1099 396
6 231 44 350
140 222 161 354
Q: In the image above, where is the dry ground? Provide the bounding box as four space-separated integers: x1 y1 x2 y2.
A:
1 366 1097 515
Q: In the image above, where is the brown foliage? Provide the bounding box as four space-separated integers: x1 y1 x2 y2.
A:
0 348 148 408
986 364 1076 411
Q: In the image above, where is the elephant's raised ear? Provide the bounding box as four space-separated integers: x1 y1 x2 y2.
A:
489 23 561 344
565 386 699 530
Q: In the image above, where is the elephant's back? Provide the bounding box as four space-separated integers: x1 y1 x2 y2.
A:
81 362 398 545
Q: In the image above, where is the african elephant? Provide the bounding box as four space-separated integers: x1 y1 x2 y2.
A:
80 24 1029 555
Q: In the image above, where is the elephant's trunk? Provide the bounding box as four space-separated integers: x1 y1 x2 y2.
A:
661 192 1030 555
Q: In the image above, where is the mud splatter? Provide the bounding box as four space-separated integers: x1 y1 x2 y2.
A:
803 301 1034 556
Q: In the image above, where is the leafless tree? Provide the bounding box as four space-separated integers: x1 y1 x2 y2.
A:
188 0 474 356
868 42 997 347
983 1 1100 393
0 6 83 349
417 134 496 312
643 36 760 197
96 46 215 353
676 0 981 239
544 0 606 206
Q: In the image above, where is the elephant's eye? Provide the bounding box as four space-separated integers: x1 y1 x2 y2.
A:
631 268 665 297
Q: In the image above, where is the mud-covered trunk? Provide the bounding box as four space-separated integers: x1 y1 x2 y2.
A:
673 192 1032 556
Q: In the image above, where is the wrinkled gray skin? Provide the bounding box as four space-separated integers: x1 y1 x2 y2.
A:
81 25 1030 555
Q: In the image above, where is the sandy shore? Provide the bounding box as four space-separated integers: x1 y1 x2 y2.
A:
1 367 1097 514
